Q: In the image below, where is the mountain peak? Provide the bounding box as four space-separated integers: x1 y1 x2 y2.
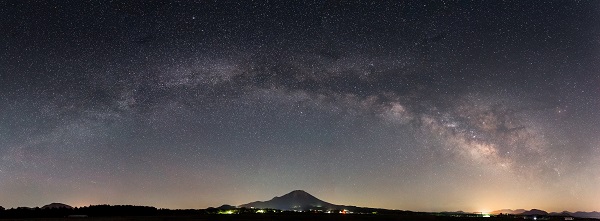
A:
240 190 336 211
289 190 309 194
279 190 314 199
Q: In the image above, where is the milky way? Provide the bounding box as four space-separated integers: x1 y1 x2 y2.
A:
1 1 599 212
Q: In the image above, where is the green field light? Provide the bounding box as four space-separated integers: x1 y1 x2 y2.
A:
218 210 236 214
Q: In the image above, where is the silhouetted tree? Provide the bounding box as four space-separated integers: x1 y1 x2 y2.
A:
0 206 4 211
205 207 218 214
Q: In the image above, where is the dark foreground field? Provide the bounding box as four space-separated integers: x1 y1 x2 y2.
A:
2 214 595 221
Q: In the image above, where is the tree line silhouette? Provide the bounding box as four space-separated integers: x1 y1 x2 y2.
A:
0 204 415 219
0 205 208 218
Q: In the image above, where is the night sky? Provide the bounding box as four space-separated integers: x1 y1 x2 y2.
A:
1 0 599 212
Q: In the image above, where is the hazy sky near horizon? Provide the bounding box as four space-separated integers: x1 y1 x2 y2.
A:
1 1 599 212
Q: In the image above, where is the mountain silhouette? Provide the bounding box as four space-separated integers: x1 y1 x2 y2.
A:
571 211 600 219
216 204 236 210
549 211 600 219
491 209 527 214
521 209 549 216
492 209 599 219
41 203 72 209
239 190 347 211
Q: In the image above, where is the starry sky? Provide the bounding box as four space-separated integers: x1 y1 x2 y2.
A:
1 0 599 212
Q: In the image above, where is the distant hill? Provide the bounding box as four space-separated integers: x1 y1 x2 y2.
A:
216 204 236 210
493 209 600 219
571 211 600 219
532 210 600 219
521 209 548 216
42 203 72 209
491 209 527 214
239 190 354 211
549 211 574 217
